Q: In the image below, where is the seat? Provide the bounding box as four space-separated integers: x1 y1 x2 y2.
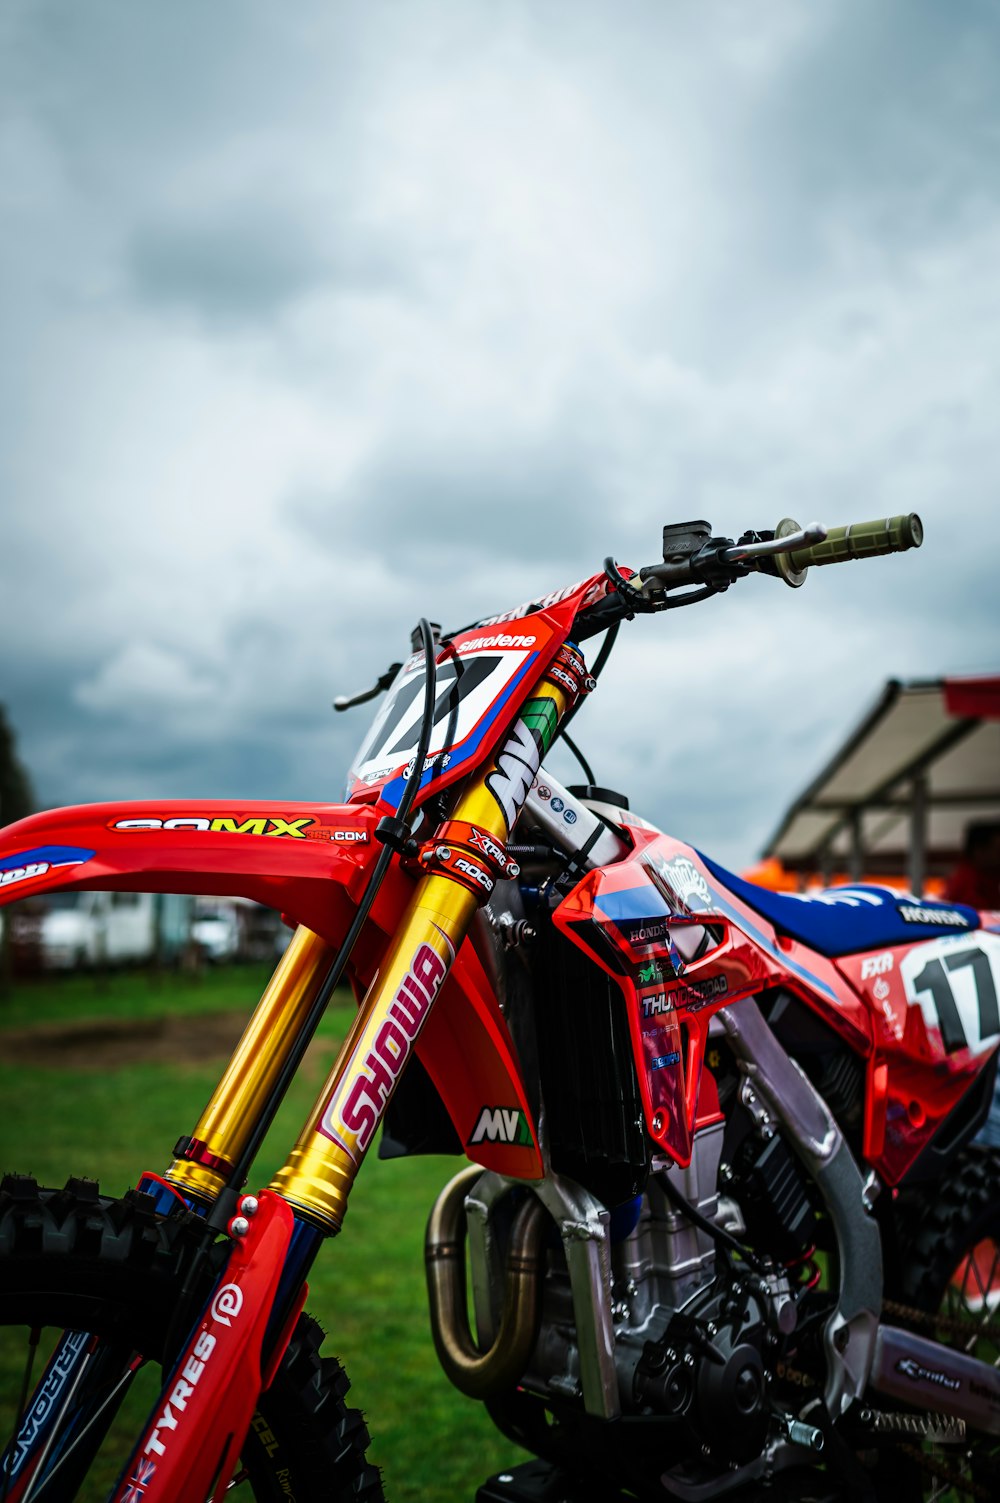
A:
696 854 981 958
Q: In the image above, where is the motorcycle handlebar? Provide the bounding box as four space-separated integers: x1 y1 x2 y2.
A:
784 512 923 570
772 511 922 587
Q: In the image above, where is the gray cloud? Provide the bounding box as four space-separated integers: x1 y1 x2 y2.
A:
2 1 999 870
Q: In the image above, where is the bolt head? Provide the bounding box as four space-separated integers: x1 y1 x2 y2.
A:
507 861 521 879
436 845 452 861
228 1215 250 1239
652 1111 665 1133
239 1195 259 1217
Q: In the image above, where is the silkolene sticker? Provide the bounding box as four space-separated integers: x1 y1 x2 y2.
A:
347 624 548 795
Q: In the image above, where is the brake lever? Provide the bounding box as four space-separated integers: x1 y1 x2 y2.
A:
718 522 827 566
333 662 403 712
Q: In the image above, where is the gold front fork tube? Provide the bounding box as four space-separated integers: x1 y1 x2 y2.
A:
166 925 336 1202
268 864 480 1231
269 678 573 1234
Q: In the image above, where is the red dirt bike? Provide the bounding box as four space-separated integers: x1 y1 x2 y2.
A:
2 513 1000 1502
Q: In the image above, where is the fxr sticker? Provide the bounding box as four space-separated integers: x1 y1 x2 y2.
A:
861 952 894 980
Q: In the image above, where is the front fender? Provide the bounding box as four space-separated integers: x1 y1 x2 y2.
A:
0 799 380 940
1 797 543 1178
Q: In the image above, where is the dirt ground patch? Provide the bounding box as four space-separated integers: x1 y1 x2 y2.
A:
1 1011 252 1070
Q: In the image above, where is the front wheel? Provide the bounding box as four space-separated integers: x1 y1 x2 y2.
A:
0 1175 384 1501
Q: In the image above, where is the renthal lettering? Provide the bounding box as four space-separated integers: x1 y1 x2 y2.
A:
144 1329 217 1458
486 718 543 830
454 857 493 892
0 861 49 886
899 904 970 927
112 816 315 837
323 939 453 1158
861 952 894 979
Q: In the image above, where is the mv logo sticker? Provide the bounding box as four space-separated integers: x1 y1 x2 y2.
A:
468 1106 534 1148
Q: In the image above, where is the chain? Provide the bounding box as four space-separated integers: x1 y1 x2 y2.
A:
882 1297 1000 1347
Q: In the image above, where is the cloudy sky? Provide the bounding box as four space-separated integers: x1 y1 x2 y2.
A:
2 1 998 870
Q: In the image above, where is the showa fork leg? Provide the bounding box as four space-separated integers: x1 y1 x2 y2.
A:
109 1191 299 1503
270 650 585 1232
76 650 583 1499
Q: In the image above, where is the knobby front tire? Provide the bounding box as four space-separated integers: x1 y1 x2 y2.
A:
0 1175 384 1501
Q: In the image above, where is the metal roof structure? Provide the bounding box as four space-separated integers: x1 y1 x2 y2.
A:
762 676 1000 893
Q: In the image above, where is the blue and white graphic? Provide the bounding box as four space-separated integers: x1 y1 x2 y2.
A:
0 845 95 890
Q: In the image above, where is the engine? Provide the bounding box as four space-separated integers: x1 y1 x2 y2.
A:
425 895 831 1495
526 1115 802 1461
427 1107 817 1496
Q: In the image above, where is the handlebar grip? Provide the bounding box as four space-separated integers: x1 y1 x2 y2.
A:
788 513 923 569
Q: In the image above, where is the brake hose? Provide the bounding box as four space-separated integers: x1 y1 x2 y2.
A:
213 619 439 1219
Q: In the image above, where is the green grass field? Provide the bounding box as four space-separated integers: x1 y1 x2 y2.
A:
0 966 526 1501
